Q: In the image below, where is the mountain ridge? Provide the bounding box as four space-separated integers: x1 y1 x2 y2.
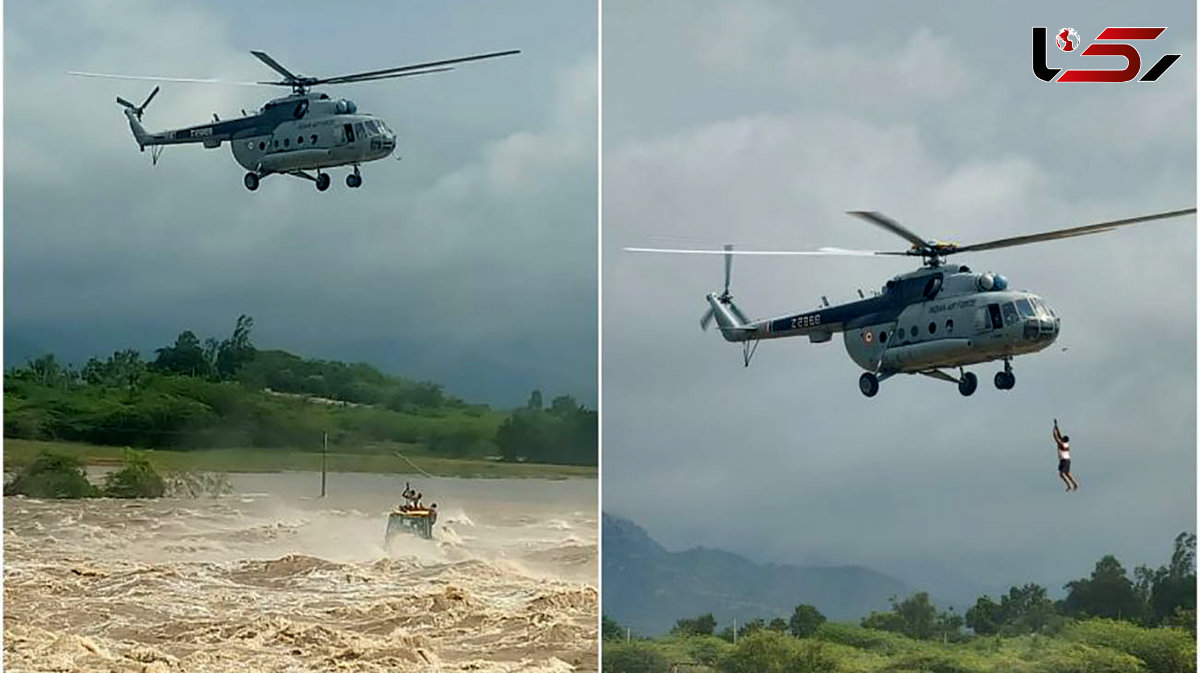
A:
603 512 916 635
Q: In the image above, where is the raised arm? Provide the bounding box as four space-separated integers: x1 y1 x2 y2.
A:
1053 420 1063 443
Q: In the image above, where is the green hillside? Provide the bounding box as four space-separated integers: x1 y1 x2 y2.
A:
4 316 596 471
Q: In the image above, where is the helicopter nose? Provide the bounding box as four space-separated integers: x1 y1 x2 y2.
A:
1024 306 1060 343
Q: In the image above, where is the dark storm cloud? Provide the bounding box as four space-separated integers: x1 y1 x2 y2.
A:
603 0 1194 599
5 0 597 406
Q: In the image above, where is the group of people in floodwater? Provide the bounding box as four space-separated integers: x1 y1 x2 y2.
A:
400 482 438 512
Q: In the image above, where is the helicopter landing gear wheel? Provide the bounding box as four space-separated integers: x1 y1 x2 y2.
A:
859 372 880 398
346 172 362 188
243 172 259 191
994 371 1015 390
958 371 978 397
316 173 330 192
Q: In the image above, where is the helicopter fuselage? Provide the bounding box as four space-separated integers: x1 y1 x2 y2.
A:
710 265 1060 377
124 92 395 182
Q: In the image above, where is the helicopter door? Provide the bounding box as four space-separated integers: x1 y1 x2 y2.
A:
343 123 355 143
986 303 1003 329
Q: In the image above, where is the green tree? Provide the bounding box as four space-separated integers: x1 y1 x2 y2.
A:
767 617 788 632
216 314 256 379
527 389 543 410
737 618 766 638
862 592 940 640
23 353 70 387
789 604 826 638
154 330 210 377
672 613 717 637
1064 555 1147 621
1136 532 1196 628
602 642 668 673
966 595 1002 635
602 614 625 642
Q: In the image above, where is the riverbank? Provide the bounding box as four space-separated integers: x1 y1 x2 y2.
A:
3 439 596 479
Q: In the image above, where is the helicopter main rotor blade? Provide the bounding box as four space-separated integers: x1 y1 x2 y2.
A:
303 67 456 86
624 246 901 257
954 207 1197 254
846 211 931 252
68 71 268 87
250 50 300 83
312 49 520 86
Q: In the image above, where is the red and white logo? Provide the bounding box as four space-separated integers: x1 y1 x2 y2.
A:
1033 27 1181 83
1056 27 1082 52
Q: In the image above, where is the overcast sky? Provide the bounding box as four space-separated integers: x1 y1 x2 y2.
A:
603 0 1196 600
4 0 596 407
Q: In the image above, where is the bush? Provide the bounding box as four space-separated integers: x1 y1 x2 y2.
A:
685 635 733 667
1028 642 1147 673
1062 619 1195 673
602 641 670 673
102 449 166 498
719 630 838 673
4 451 96 498
817 622 912 655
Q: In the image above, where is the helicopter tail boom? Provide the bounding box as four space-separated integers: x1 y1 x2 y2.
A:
704 293 759 342
123 108 151 149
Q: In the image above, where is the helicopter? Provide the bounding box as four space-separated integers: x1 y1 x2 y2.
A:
69 49 519 192
626 207 1196 398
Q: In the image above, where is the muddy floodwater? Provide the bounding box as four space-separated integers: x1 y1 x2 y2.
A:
4 471 597 672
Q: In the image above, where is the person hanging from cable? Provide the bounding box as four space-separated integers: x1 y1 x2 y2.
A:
1054 419 1077 492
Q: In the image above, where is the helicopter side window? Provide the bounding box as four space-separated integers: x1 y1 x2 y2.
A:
1002 302 1018 325
354 122 366 138
945 319 954 333
987 303 1003 329
343 123 355 142
311 134 318 144
1014 298 1035 318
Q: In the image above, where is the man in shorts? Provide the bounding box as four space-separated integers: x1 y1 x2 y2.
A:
1054 419 1077 492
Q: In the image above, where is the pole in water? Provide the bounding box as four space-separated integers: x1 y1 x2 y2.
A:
321 431 328 498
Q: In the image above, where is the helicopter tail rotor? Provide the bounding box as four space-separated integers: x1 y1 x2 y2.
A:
116 86 159 121
117 87 159 151
701 245 746 331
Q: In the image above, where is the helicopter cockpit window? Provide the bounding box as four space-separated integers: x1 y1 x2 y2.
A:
1002 302 1019 325
354 122 366 138
365 120 381 135
1014 298 1036 319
